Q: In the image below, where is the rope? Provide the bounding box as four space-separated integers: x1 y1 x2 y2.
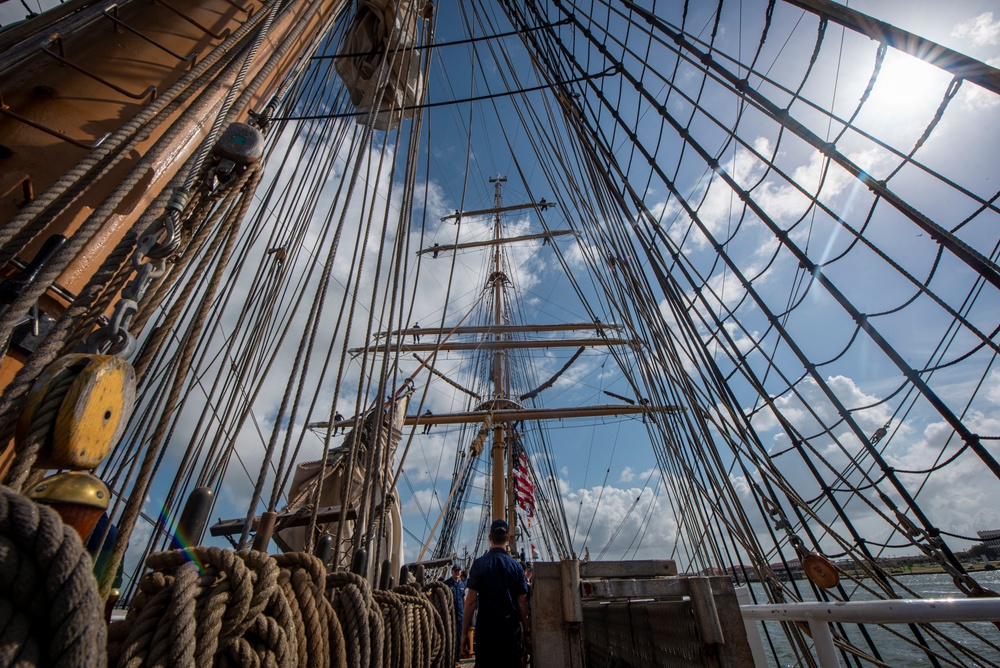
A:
3 357 83 490
319 570 451 668
0 486 106 668
110 548 359 668
422 581 453 668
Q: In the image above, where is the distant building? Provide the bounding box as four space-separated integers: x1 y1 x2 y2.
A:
977 529 1000 558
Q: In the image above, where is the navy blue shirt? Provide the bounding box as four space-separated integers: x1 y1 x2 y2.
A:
467 547 528 642
445 576 466 623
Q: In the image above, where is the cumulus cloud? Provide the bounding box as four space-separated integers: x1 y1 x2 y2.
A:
958 57 1000 110
951 12 1000 46
565 481 677 560
738 370 1000 561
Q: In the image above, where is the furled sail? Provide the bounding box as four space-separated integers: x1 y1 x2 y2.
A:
335 0 426 130
276 393 409 579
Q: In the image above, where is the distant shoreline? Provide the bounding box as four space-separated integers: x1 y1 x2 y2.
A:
729 562 997 584
848 563 997 578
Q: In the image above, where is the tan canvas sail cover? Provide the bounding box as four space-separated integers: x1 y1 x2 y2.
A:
335 0 425 130
276 393 409 578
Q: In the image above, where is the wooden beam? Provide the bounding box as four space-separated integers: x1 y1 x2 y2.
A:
310 404 682 430
377 323 622 338
417 230 577 255
350 338 637 354
440 200 555 221
784 0 1000 95
209 505 358 537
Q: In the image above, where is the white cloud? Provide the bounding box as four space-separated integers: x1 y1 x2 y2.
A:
987 369 1000 405
958 57 1000 110
951 12 1000 46
619 466 636 483
565 482 676 560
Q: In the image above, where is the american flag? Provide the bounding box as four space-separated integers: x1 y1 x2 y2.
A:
513 445 535 517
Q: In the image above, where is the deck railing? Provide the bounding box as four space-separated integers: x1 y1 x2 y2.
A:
740 596 1000 667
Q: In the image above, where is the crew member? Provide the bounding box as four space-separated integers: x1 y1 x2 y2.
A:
462 520 529 668
446 564 467 661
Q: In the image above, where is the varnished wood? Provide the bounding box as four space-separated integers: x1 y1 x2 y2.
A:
351 337 637 354
377 322 621 337
416 230 576 255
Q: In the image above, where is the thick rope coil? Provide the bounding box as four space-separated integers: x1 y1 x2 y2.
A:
422 582 454 668
0 485 107 668
368 602 384 668
109 547 297 667
111 552 455 668
274 553 339 668
326 580 368 668
372 591 406 668
387 585 445 668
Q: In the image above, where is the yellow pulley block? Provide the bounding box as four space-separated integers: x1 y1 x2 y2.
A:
17 353 136 470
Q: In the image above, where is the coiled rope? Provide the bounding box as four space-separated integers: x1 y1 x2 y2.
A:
110 548 450 668
0 486 106 667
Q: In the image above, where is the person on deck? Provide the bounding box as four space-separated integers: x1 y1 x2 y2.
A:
334 412 344 435
446 564 466 662
413 322 421 342
422 409 433 434
462 520 530 668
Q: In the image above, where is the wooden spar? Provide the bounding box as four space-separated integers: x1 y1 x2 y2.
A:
309 403 681 431
440 199 555 222
783 0 1000 96
209 504 359 537
376 322 622 337
350 338 637 354
416 230 577 255
489 177 507 538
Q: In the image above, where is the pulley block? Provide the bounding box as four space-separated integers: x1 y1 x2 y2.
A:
801 552 840 589
17 353 136 470
213 122 264 179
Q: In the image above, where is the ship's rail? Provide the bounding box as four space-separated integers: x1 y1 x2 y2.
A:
740 597 1000 667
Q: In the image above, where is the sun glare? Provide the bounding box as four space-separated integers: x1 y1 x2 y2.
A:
856 49 955 130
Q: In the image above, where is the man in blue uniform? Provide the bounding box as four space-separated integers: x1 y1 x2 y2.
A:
461 519 529 668
445 564 466 661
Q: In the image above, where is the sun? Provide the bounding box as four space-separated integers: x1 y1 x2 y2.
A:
856 48 956 131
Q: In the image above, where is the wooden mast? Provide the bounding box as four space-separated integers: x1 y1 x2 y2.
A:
488 175 508 541
349 178 674 559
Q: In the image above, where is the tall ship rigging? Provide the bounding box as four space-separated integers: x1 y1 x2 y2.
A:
0 0 998 666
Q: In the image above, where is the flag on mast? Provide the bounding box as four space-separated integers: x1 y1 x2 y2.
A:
513 444 535 517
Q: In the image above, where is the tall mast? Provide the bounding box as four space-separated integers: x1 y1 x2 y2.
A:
355 180 677 562
488 176 508 542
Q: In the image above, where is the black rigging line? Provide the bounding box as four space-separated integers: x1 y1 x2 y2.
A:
274 68 615 121
310 19 572 60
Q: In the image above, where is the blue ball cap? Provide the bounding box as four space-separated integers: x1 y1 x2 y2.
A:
452 564 461 572
490 519 509 533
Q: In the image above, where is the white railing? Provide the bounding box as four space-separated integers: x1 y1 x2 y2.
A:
740 596 1000 667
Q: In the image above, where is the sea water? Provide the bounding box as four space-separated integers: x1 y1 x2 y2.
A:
747 571 1000 667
